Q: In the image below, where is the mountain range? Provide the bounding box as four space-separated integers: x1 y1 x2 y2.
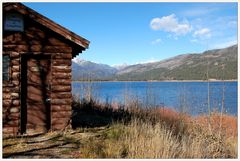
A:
72 44 237 81
72 59 117 81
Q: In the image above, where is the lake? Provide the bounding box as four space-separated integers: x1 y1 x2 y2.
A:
72 81 237 116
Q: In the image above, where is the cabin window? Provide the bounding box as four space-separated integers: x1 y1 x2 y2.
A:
3 55 10 81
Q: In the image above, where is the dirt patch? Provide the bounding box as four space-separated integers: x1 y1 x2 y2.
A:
3 127 108 159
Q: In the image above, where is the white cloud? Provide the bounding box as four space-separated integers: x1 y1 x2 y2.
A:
150 14 192 36
151 38 162 45
193 28 211 39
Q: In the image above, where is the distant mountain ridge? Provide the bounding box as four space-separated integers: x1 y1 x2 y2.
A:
72 59 117 81
72 44 237 81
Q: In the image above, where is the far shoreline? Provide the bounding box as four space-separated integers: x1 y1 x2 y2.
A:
72 79 238 83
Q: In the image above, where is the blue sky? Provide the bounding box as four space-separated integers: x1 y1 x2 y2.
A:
24 2 237 66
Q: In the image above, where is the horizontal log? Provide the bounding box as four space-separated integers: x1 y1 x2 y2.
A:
52 72 72 79
12 72 20 80
26 27 45 39
53 68 71 74
51 98 72 105
52 117 70 126
3 87 11 92
52 72 72 78
3 127 19 135
10 52 20 58
24 31 36 39
51 85 71 92
12 80 20 86
12 86 20 92
24 36 44 43
7 114 20 121
5 36 70 46
52 111 72 118
3 45 72 53
52 118 70 124
24 26 49 42
51 105 72 112
12 65 20 72
3 34 23 44
12 59 20 65
51 92 72 99
28 40 42 45
12 100 20 106
52 72 71 76
52 59 72 66
3 45 25 52
43 45 73 53
3 100 12 107
52 53 72 59
3 84 15 88
8 112 20 118
6 120 19 126
3 93 11 99
11 93 20 99
52 79 71 85
52 73 71 79
48 37 69 46
3 108 8 113
30 45 43 51
52 68 71 73
10 107 20 113
23 52 52 56
52 66 71 72
52 65 71 70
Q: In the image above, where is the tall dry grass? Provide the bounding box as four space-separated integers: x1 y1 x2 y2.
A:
121 119 181 158
72 97 237 158
117 113 237 158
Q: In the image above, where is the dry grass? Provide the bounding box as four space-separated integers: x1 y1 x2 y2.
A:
122 119 181 158
3 98 237 159
72 115 237 158
194 113 237 138
70 98 238 158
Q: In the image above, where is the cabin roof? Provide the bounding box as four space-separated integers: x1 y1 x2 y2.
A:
3 3 90 54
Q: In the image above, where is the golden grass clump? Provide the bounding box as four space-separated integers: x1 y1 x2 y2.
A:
116 115 237 158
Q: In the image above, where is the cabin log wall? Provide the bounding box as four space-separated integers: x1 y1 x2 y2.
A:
3 17 73 136
3 52 21 136
51 52 72 130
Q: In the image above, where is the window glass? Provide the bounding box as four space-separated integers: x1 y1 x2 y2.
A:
3 55 10 81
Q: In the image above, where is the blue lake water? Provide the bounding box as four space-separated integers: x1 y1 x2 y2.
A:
72 81 238 116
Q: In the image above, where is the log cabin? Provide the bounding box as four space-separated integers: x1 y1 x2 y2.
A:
2 3 90 135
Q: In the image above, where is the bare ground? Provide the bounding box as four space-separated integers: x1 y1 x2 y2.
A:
3 127 108 158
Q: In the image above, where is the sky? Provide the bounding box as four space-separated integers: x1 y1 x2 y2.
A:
23 2 238 66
